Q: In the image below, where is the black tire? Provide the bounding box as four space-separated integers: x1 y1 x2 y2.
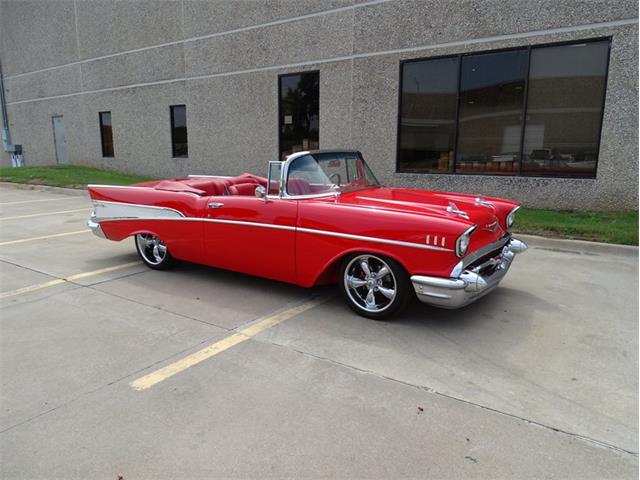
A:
134 233 175 270
338 253 411 320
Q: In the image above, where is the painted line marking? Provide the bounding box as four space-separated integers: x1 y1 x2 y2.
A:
0 262 141 299
0 208 88 221
0 197 84 205
130 296 329 391
0 230 90 246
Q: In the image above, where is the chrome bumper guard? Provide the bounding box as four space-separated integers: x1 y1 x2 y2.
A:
86 212 106 238
411 238 527 309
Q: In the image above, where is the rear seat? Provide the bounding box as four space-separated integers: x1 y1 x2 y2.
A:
154 173 268 196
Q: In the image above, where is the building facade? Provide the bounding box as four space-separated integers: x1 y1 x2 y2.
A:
1 0 637 210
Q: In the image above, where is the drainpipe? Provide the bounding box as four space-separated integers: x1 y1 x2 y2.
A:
0 60 23 166
0 60 11 151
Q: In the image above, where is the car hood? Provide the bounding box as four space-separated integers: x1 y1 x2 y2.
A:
337 187 505 238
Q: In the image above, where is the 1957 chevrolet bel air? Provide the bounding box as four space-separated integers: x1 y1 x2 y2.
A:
87 150 527 319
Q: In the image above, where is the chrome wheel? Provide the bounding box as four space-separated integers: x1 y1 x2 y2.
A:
344 254 397 313
135 233 168 265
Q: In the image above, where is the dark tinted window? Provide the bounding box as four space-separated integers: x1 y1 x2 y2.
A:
170 105 188 158
398 57 458 173
99 111 113 158
396 39 610 178
279 72 319 160
456 50 527 175
522 41 609 177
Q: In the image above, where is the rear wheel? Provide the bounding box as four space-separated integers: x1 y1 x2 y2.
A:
134 233 175 270
339 253 411 320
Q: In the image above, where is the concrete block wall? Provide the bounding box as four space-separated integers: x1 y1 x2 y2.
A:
1 0 637 210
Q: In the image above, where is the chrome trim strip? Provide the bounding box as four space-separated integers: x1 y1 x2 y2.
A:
96 216 297 231
92 200 185 219
297 227 453 252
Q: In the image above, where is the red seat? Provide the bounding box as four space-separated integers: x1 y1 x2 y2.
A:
154 180 206 195
182 178 231 196
227 183 259 196
230 173 267 188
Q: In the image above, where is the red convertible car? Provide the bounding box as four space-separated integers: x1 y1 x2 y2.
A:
87 150 527 319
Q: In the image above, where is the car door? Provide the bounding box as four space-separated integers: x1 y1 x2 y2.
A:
202 194 298 284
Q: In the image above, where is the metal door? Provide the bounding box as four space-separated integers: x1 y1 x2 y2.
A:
52 115 67 164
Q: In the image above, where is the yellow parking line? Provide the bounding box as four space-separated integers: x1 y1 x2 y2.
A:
130 297 329 391
0 261 141 299
0 230 90 246
0 197 82 205
0 208 88 221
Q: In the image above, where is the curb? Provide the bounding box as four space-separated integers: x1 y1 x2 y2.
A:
515 233 638 257
0 181 88 198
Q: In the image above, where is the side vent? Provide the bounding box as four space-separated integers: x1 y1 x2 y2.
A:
426 234 446 247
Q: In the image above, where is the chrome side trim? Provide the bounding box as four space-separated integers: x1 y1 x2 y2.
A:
297 227 453 252
96 216 297 231
92 200 185 219
93 211 453 251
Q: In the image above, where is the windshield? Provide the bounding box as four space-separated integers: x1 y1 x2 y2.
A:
286 152 380 196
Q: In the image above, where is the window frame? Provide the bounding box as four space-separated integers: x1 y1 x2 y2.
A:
277 70 320 161
170 104 188 159
395 37 611 179
98 111 114 158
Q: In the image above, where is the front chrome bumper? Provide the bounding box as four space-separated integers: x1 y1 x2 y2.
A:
411 238 527 309
86 212 106 238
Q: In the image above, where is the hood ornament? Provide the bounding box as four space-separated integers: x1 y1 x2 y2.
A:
475 197 494 208
446 202 469 219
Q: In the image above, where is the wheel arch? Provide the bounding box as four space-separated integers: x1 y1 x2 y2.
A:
309 247 410 287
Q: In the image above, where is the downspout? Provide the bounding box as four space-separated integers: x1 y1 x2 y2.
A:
0 60 12 151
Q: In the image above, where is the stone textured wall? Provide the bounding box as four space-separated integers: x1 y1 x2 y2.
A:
1 0 637 210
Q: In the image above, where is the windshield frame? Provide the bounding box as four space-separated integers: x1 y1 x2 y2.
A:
281 150 380 199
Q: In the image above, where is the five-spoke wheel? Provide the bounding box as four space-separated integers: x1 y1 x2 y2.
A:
339 253 410 319
135 233 175 270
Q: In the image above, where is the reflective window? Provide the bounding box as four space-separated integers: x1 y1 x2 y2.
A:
170 105 188 158
279 72 319 160
397 39 610 178
99 111 113 158
522 41 609 177
456 50 527 175
398 57 458 172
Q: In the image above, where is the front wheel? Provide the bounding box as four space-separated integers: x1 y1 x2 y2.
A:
134 233 175 270
339 253 411 320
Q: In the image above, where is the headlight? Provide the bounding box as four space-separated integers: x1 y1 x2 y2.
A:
455 225 477 258
506 206 521 229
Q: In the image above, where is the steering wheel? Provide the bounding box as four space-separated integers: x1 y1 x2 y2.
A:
329 173 342 186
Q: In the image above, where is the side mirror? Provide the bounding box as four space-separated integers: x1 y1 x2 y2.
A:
255 185 266 199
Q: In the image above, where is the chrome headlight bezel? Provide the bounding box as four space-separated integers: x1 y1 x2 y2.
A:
506 206 521 230
455 225 477 258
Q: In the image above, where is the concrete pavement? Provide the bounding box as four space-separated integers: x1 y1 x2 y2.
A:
0 184 637 479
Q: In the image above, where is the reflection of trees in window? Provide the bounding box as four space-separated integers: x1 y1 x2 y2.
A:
397 39 609 178
279 72 319 160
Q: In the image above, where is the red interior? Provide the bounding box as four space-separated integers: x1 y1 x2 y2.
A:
153 173 268 196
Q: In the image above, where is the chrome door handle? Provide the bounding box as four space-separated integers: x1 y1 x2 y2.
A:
207 202 224 209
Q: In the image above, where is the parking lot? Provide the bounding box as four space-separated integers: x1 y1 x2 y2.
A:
0 184 637 479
